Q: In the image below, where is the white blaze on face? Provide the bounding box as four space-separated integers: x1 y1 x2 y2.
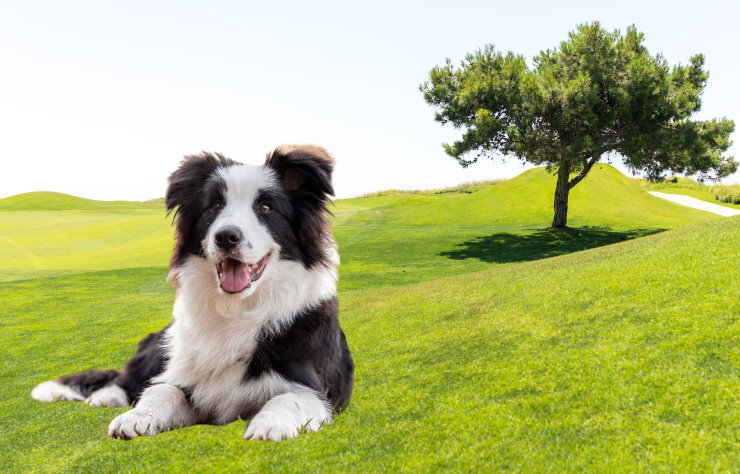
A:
203 164 280 293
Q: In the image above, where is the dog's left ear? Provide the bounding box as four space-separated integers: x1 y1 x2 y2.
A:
265 145 336 267
264 145 334 201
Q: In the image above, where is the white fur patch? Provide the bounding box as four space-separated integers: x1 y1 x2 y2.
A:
85 385 129 407
244 390 332 441
31 381 84 402
108 384 197 439
203 164 278 276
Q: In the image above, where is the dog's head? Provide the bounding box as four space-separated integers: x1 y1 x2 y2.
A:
165 145 335 297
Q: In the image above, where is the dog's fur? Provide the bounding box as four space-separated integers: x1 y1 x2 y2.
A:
31 146 354 441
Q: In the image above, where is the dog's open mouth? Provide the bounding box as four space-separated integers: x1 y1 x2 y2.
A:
216 253 270 293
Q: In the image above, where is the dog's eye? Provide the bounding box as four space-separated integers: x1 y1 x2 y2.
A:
210 201 222 211
257 202 272 214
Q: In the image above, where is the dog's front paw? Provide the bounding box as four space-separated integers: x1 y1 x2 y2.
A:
244 413 299 441
108 410 161 440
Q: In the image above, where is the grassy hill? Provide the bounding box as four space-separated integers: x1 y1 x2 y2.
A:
0 165 714 285
334 164 714 289
339 164 709 227
1 217 736 471
0 191 163 211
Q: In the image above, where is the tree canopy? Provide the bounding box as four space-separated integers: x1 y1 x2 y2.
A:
421 22 736 228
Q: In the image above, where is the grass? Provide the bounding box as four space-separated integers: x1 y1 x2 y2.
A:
354 179 503 198
638 177 740 210
333 164 713 290
1 165 712 286
0 192 163 211
1 165 737 471
1 220 737 471
0 209 170 282
0 192 169 282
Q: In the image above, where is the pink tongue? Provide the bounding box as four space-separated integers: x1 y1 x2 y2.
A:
220 259 251 293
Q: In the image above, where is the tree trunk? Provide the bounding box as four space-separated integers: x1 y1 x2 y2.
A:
552 163 570 229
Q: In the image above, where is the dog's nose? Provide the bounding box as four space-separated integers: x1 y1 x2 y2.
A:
215 226 243 251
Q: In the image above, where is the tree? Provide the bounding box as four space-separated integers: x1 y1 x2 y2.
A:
420 23 736 228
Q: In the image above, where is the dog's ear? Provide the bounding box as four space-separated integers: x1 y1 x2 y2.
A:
264 145 335 200
165 152 235 272
264 145 336 267
165 152 234 215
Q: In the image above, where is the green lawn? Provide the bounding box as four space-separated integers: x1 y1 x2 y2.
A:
1 166 737 471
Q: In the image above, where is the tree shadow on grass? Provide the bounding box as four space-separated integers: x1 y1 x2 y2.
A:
439 226 664 263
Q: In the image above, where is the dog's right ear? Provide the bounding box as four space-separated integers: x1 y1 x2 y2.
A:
165 152 235 273
165 152 235 216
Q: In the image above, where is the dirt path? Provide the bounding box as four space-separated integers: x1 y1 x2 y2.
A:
649 192 740 217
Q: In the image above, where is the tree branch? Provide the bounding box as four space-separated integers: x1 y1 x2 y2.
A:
568 155 600 189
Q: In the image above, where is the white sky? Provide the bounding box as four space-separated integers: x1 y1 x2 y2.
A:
1 0 738 201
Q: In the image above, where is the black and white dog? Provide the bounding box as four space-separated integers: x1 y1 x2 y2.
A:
31 145 354 441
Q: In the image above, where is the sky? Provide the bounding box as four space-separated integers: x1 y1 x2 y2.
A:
1 0 738 201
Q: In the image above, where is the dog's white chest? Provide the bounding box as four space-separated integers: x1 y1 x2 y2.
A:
158 320 288 424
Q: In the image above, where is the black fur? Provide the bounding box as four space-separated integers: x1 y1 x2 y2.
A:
246 297 354 411
113 329 169 403
264 146 336 268
57 328 168 403
58 369 118 398
253 187 305 263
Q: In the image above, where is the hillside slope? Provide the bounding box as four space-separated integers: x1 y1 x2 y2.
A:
338 164 713 226
0 192 162 211
0 165 716 285
333 164 715 289
2 217 737 471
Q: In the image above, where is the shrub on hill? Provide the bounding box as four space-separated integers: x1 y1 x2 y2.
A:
712 184 740 204
639 177 706 190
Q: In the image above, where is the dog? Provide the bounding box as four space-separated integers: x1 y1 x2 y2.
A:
31 145 354 441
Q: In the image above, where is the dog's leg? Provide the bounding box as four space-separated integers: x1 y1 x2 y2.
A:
31 369 119 403
108 384 197 440
244 389 332 441
85 384 129 407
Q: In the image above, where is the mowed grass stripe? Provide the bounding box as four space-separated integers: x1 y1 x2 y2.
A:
0 210 171 282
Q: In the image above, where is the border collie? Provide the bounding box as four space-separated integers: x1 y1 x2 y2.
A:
31 145 354 441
